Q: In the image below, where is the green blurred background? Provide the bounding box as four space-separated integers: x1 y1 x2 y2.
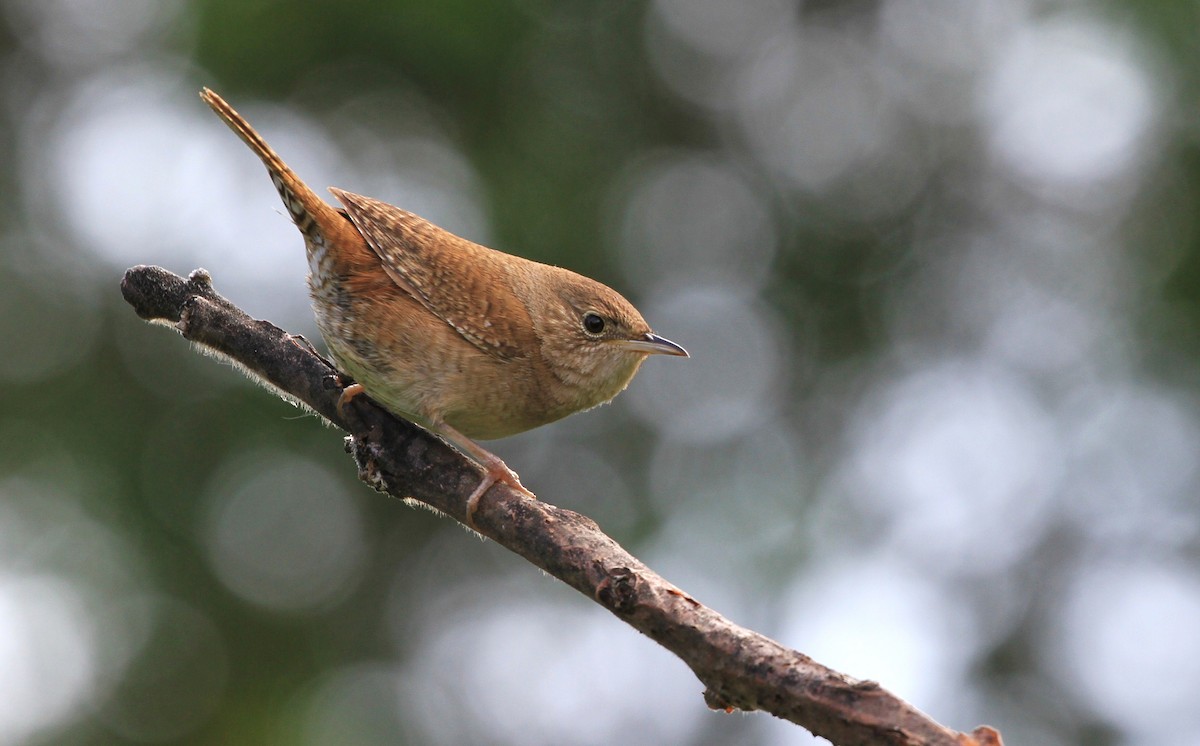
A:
3 1 1200 744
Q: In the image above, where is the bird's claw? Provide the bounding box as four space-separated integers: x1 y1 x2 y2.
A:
337 382 366 420
465 460 535 530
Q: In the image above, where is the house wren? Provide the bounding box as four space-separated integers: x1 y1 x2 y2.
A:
200 89 687 522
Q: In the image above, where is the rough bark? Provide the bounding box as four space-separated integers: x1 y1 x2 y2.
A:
121 265 1003 746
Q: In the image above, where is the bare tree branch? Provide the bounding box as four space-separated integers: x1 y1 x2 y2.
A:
120 264 1003 746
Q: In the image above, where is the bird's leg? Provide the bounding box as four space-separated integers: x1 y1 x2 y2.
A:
431 420 536 530
336 384 534 527
288 333 336 370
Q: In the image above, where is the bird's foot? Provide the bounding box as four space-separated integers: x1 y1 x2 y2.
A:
336 382 366 420
465 456 536 530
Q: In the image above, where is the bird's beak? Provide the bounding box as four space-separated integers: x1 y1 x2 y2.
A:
611 333 689 357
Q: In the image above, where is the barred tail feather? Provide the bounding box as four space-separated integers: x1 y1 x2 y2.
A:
200 88 341 244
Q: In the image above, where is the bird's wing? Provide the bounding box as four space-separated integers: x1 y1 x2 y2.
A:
331 188 531 361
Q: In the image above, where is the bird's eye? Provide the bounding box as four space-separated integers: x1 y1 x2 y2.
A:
583 313 605 335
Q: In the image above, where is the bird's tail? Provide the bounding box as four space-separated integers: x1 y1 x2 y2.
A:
200 88 352 254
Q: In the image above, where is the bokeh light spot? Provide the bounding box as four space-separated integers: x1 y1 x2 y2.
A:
202 452 369 613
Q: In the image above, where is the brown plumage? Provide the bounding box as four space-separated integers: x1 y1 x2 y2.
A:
200 88 687 523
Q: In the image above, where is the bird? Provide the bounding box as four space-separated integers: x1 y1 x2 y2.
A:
200 88 687 525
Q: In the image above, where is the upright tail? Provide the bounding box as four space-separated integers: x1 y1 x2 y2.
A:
200 88 360 260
